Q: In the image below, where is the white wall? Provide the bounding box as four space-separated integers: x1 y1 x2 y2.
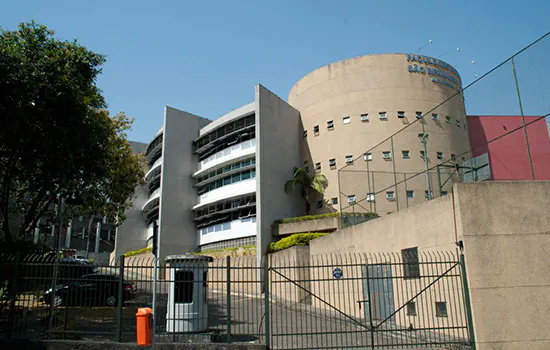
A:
198 217 256 245
193 178 256 208
195 139 256 175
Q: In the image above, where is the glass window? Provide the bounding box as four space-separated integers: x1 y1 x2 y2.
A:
416 111 423 119
402 150 410 159
347 195 356 203
174 271 194 304
446 116 451 124
386 191 395 200
441 191 448 196
383 151 391 160
402 247 420 278
432 113 439 121
242 159 251 167
242 171 251 180
451 154 456 161
345 155 353 164
343 116 351 124
406 190 414 198
331 197 338 205
231 173 240 183
437 152 444 160
215 224 222 232
329 158 336 167
316 200 323 208
425 190 433 199
327 120 334 129
397 111 405 118
251 169 256 177
436 302 448 317
379 112 387 120
251 158 256 165
360 114 369 121
420 151 426 159
367 193 375 202
364 152 372 161
314 125 319 133
456 120 461 127
303 130 307 138
315 162 321 170
222 222 231 230
407 302 417 316
223 177 231 186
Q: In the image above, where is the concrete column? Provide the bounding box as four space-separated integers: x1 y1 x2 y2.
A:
107 230 111 242
50 225 55 237
95 221 102 253
65 219 73 248
33 218 41 244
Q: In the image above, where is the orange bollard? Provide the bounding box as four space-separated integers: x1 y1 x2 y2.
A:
136 307 153 346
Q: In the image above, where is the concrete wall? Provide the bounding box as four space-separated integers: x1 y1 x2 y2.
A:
255 85 304 264
158 107 210 262
274 216 340 236
455 182 550 350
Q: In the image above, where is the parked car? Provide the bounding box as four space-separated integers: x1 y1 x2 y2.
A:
43 274 136 307
67 255 92 264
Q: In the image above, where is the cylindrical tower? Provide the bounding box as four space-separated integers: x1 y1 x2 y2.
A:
289 53 469 215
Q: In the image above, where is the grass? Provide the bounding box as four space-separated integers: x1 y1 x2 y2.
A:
123 247 152 258
276 211 378 224
195 244 256 258
268 233 327 253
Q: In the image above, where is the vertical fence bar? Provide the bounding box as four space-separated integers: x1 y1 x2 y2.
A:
116 255 125 342
264 256 271 349
390 136 400 211
7 252 20 339
226 255 231 343
460 254 476 350
365 259 375 350
511 56 535 180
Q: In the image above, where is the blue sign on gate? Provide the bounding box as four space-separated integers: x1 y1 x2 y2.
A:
333 267 343 279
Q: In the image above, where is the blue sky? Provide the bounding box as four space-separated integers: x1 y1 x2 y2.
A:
2 0 549 142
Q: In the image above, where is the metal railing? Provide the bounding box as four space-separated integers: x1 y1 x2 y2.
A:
1 250 473 349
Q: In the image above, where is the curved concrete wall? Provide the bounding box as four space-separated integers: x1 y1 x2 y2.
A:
289 53 470 214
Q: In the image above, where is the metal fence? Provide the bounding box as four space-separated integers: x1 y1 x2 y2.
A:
1 250 473 349
338 32 550 220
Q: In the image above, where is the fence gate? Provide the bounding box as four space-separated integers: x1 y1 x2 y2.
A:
268 251 474 349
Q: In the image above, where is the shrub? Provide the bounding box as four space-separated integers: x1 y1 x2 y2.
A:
123 247 152 258
276 212 378 224
196 245 256 258
268 233 327 253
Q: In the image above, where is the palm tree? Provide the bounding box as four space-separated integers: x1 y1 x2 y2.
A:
284 167 328 214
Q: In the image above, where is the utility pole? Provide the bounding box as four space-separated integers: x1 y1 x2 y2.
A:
419 122 433 200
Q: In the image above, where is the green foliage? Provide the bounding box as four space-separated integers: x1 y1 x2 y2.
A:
0 21 144 246
276 212 379 224
284 167 328 214
268 233 327 253
195 244 256 258
123 247 152 258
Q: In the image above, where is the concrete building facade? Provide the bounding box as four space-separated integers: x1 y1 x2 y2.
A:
288 53 470 215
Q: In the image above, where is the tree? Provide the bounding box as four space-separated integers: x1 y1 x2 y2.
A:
0 21 144 247
284 167 328 214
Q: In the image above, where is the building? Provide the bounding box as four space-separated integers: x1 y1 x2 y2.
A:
288 53 470 215
467 115 550 180
113 85 303 262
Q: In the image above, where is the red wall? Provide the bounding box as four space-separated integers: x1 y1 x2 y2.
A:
467 116 550 180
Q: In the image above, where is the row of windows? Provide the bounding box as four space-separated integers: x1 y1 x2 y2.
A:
199 130 256 161
194 195 256 221
197 169 256 195
197 158 256 184
405 300 448 317
304 112 465 138
305 151 459 172
198 215 256 236
342 189 447 205
194 114 255 150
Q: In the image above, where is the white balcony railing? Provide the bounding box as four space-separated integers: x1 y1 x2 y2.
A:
145 157 162 181
193 178 256 209
196 139 256 175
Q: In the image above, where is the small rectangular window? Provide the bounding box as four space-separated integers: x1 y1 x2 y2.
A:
174 271 194 304
329 158 336 167
432 113 439 121
303 130 308 138
327 120 334 129
420 151 426 159
402 247 420 278
343 116 351 124
456 120 461 127
379 112 387 120
446 116 452 124
347 195 356 204
314 125 319 133
437 152 444 160
331 197 338 205
416 111 423 119
407 302 417 316
436 302 448 317
316 200 323 208
383 151 391 160
386 191 395 201
360 114 369 122
367 193 375 202
406 190 414 198
304 166 309 173
364 152 372 161
441 191 448 196
315 162 321 171
345 155 353 164
402 150 410 159
242 171 251 180
397 111 405 119
425 190 433 199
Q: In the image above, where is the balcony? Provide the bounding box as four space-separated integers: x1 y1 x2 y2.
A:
145 157 162 181
198 216 257 246
194 139 256 176
142 189 160 213
194 178 256 209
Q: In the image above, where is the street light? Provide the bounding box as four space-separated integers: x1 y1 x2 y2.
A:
418 130 433 200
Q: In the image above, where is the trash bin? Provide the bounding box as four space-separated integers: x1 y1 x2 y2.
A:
136 307 153 346
164 254 213 333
